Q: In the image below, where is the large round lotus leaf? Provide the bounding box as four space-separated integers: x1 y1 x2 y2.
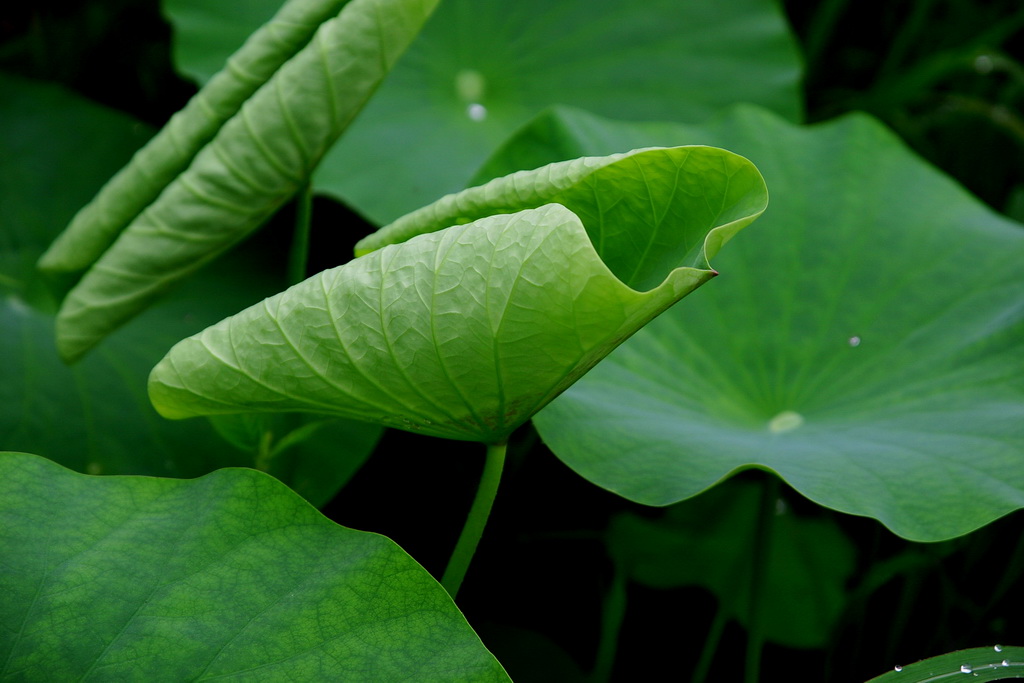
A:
0 73 379 504
163 0 802 224
516 106 1024 542
0 452 510 681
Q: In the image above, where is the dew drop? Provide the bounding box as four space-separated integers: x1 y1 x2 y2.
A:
775 498 788 515
467 103 487 121
455 69 486 102
960 665 972 673
848 336 861 347
995 645 1003 652
1002 660 1010 667
894 665 903 672
768 410 803 433
974 54 995 74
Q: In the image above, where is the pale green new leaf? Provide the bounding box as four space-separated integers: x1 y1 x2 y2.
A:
54 0 440 363
149 147 767 443
0 452 510 681
39 0 349 274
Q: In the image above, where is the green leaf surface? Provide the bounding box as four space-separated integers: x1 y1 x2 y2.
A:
0 73 379 503
524 106 1024 541
0 452 510 681
865 646 1024 682
53 0 440 363
316 0 802 223
39 0 349 275
149 149 767 443
163 0 802 225
608 478 856 649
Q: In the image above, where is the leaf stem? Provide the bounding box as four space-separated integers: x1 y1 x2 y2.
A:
691 602 728 683
745 474 780 683
442 441 507 598
288 183 313 286
591 562 627 683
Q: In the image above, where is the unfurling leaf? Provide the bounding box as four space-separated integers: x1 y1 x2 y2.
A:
149 146 767 444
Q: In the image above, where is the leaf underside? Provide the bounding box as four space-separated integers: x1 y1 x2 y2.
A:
149 146 767 444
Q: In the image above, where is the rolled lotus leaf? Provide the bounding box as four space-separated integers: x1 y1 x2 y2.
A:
39 0 350 274
150 146 767 443
54 0 440 364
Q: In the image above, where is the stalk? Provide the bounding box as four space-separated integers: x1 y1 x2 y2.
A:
442 441 507 598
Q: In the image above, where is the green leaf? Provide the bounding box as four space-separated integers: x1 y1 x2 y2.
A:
524 106 1024 541
0 73 379 503
608 478 856 649
0 452 510 681
52 0 440 363
864 646 1024 682
38 0 350 275
313 0 803 223
149 148 767 443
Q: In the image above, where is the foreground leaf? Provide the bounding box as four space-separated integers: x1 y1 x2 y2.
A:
38 0 349 274
53 0 440 363
0 74 379 501
149 147 767 443
0 452 509 681
520 106 1024 541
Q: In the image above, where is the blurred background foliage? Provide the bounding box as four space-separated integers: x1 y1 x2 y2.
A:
1 1 1023 681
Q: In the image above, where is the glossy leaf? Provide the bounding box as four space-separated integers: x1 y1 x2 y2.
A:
39 0 349 275
0 452 510 681
865 646 1024 682
0 73 379 503
523 106 1024 541
608 478 856 649
53 0 440 363
149 147 768 443
162 0 802 225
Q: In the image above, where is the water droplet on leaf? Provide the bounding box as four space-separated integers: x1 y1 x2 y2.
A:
768 410 803 433
848 336 861 347
961 665 972 673
894 665 903 672
995 645 1003 652
467 103 487 121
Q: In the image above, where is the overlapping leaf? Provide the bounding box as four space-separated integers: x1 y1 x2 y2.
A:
504 106 1024 541
0 73 379 503
39 0 350 275
164 0 802 224
51 0 440 363
0 452 510 681
148 147 768 444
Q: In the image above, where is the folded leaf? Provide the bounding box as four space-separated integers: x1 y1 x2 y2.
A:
39 0 350 274
0 452 509 681
149 147 767 443
53 0 440 363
